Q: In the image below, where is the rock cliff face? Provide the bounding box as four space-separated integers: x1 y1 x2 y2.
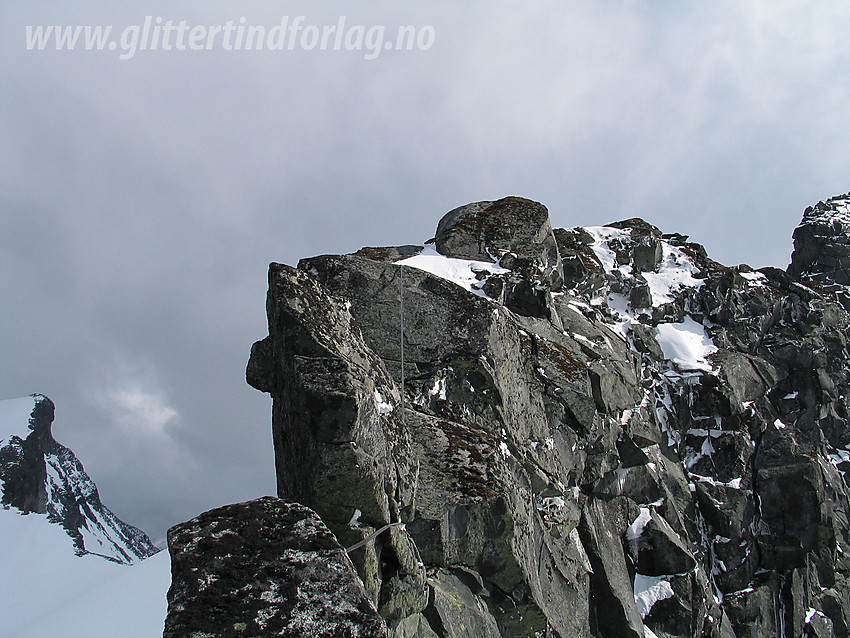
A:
0 394 159 564
242 194 850 637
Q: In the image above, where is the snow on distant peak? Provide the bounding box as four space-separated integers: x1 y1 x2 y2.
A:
396 245 510 297
0 394 159 565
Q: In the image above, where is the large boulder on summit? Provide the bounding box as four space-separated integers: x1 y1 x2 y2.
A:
434 197 560 268
434 197 564 309
232 193 850 637
164 497 388 638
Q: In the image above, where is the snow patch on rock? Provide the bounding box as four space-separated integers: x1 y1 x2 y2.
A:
655 318 718 371
634 573 675 617
397 245 509 297
642 242 704 306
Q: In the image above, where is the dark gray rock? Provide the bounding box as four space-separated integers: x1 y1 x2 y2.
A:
629 280 653 309
789 194 850 287
236 193 850 637
629 323 665 360
0 396 51 513
634 240 663 273
609 218 665 273
164 497 387 638
579 497 644 638
424 569 501 638
631 509 696 576
299 253 494 370
553 227 607 296
754 427 829 570
723 576 782 638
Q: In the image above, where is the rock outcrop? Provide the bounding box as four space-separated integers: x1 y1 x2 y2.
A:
0 394 159 564
238 194 850 637
164 497 386 638
789 193 850 311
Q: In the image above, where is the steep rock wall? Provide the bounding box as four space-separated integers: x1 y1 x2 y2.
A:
245 195 850 637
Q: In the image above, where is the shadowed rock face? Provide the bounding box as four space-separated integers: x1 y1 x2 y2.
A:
0 396 52 513
164 497 387 638
237 195 850 637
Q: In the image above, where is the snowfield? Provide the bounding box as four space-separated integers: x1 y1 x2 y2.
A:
0 395 170 637
0 507 170 638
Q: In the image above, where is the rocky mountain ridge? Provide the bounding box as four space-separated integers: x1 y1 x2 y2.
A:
170 192 850 637
0 394 160 564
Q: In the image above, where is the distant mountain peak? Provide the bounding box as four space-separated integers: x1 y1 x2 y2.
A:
0 394 159 564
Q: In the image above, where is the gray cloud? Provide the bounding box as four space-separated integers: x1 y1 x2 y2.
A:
2 1 850 539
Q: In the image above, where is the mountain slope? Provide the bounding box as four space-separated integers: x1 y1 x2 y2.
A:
0 394 169 637
0 506 170 638
0 394 159 564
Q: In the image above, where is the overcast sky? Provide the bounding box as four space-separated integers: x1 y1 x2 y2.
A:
2 1 850 542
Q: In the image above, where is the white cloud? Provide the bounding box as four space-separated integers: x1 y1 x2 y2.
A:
102 384 179 438
87 354 182 441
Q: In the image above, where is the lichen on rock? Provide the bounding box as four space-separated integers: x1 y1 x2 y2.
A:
164 497 388 638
